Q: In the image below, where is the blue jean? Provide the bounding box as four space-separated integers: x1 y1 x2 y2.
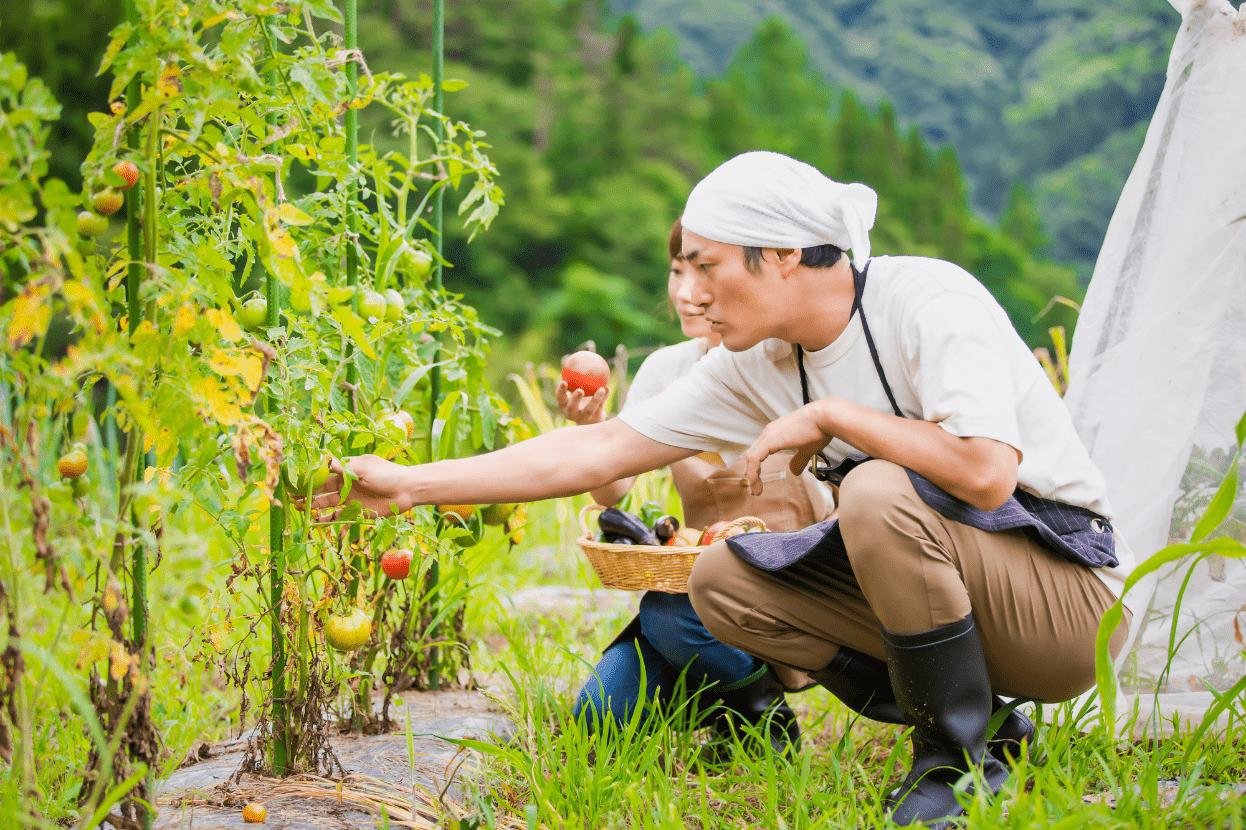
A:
573 591 759 729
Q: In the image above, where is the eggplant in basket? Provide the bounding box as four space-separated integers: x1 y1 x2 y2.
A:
597 507 661 546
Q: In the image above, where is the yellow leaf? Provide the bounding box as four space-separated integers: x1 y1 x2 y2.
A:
174 304 196 335
6 284 51 348
193 376 243 425
277 203 314 226
103 583 119 613
205 307 244 343
209 628 223 652
270 228 298 258
62 280 96 307
287 143 316 161
157 64 182 98
109 644 132 681
210 349 263 391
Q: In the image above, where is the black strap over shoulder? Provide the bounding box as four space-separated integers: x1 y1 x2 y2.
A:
796 260 902 417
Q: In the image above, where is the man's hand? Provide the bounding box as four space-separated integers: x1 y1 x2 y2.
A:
739 403 833 495
298 454 417 519
556 381 609 426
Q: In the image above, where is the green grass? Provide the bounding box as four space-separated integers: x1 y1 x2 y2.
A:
460 501 1246 829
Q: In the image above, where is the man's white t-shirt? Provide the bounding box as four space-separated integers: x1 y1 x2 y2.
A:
618 255 1133 599
626 338 834 519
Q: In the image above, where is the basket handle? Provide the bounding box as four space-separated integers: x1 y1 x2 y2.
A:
578 503 609 537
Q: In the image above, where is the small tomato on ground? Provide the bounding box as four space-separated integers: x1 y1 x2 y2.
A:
242 802 267 822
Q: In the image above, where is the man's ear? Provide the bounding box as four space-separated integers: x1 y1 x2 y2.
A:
774 248 801 276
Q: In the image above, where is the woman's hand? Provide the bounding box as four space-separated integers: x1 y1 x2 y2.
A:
298 454 417 519
739 402 835 495
556 381 609 426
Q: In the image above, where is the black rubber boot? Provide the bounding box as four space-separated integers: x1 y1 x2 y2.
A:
705 664 802 758
882 615 1011 829
808 646 905 724
809 646 1036 764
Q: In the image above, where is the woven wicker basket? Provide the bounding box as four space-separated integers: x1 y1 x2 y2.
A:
575 505 765 593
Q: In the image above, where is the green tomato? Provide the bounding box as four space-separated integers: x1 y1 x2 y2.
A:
309 459 330 490
384 289 404 322
407 247 434 278
327 285 355 305
360 290 386 321
238 297 268 331
71 474 92 499
76 211 109 238
47 482 75 506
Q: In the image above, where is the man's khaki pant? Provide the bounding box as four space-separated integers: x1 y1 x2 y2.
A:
688 460 1131 702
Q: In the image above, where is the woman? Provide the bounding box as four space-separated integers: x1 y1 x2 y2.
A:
555 216 833 753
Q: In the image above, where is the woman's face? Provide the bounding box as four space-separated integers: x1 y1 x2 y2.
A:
668 257 717 341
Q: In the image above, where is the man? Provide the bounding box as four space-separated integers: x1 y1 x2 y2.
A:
309 151 1135 828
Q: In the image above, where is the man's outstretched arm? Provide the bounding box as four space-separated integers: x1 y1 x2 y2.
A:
307 418 695 517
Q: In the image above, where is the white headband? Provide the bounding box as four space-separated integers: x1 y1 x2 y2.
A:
682 151 878 269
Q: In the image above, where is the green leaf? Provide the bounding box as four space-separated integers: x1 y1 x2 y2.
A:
432 391 462 462
1094 536 1246 725
1190 452 1240 543
331 305 379 360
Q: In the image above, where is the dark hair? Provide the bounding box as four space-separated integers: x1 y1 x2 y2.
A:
668 215 684 261
741 244 843 273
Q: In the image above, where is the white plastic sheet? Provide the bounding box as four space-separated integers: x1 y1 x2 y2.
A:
1064 0 1246 735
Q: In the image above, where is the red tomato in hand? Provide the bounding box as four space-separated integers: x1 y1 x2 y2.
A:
562 351 610 396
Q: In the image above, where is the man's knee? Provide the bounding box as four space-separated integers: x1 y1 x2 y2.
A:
837 460 910 530
837 460 915 561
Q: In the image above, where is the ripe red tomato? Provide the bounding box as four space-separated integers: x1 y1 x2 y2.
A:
92 189 124 216
112 160 140 191
380 548 414 579
562 351 610 396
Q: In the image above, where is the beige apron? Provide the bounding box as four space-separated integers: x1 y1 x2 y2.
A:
673 450 821 533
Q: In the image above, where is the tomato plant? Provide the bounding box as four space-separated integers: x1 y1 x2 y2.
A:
0 0 516 816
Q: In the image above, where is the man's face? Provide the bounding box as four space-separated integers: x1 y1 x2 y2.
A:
680 229 784 351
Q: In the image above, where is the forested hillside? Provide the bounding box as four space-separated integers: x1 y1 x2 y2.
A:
613 0 1184 278
358 0 1081 364
2 0 1084 367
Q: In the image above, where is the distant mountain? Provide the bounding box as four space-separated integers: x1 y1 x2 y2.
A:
610 0 1186 280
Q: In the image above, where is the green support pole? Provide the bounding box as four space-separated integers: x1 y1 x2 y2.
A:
124 1 152 824
343 0 368 730
427 0 445 693
263 32 289 777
